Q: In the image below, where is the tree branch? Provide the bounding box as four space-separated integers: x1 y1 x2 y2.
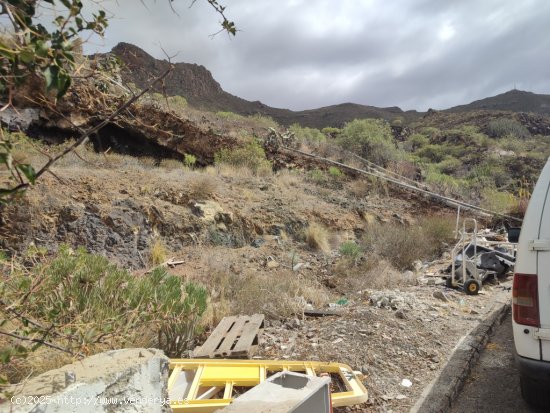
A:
0 330 77 355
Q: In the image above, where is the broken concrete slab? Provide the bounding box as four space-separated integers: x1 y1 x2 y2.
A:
6 348 170 413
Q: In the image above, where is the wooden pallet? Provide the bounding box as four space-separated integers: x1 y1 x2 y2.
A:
193 314 264 359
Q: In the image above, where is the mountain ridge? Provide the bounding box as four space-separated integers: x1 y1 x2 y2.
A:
108 42 550 128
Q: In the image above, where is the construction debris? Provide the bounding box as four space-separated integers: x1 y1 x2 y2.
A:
192 314 265 359
167 359 368 412
218 371 332 413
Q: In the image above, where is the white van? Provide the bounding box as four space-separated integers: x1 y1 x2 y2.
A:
513 157 550 408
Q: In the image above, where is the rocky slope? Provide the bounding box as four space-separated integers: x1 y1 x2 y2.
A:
108 43 418 128
108 43 550 129
448 89 550 115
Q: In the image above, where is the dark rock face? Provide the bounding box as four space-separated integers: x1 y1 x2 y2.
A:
56 199 153 269
112 42 223 98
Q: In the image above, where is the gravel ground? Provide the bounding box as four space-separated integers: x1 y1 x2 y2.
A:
257 273 513 412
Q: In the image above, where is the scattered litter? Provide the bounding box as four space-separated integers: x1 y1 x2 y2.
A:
400 378 412 388
304 309 341 317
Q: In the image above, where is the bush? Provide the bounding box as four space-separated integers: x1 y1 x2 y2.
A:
362 216 454 270
405 133 430 151
187 173 218 200
183 153 197 168
1 247 208 367
150 238 167 265
337 119 400 166
289 124 326 145
230 271 329 319
487 118 530 139
304 223 330 252
214 140 272 175
307 168 326 185
216 111 244 121
481 188 517 214
339 241 361 262
328 166 344 178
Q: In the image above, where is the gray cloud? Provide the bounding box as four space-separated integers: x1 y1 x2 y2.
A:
82 0 550 111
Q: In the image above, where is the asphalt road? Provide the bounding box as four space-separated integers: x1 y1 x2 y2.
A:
450 312 546 413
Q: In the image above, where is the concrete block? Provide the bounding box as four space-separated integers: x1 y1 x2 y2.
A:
218 371 331 413
6 348 170 413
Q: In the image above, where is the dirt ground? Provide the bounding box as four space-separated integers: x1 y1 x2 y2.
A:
0 148 513 412
257 268 513 412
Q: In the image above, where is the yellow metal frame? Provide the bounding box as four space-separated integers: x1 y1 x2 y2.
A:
168 359 368 412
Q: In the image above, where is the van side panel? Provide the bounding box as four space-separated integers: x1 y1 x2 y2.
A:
537 168 550 360
514 158 550 359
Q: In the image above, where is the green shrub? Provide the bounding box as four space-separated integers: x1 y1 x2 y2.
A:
328 166 344 178
362 216 454 270
339 241 361 261
436 156 462 174
337 119 401 166
214 140 272 174
183 153 197 168
321 127 340 136
216 111 244 121
289 124 326 145
248 114 278 129
417 144 448 163
1 246 207 359
481 188 517 214
307 168 326 184
166 95 188 109
487 118 530 139
424 165 463 195
405 133 430 151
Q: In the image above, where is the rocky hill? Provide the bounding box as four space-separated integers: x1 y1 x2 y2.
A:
109 43 550 129
108 43 418 128
447 89 550 114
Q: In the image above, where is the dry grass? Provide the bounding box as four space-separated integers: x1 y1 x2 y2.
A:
349 179 370 198
186 172 218 200
361 215 455 270
149 237 168 265
275 169 302 188
335 258 413 293
230 271 330 319
304 222 330 253
159 158 184 170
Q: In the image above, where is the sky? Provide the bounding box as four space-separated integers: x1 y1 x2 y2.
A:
76 0 550 111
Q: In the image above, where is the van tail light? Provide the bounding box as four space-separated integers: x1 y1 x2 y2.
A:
513 273 540 327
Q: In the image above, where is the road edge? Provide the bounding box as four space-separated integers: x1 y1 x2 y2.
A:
409 300 511 413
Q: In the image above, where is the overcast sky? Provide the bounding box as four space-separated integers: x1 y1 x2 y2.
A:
79 0 550 111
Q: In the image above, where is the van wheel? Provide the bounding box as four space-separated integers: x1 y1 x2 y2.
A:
521 375 550 408
464 279 481 295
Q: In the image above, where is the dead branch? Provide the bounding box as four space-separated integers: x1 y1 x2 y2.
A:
0 330 78 355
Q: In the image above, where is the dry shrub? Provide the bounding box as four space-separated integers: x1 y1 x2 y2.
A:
159 158 183 170
276 169 302 188
335 258 410 292
349 179 370 198
217 163 253 178
186 173 218 200
304 222 330 252
149 237 167 265
231 271 330 319
362 215 454 270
